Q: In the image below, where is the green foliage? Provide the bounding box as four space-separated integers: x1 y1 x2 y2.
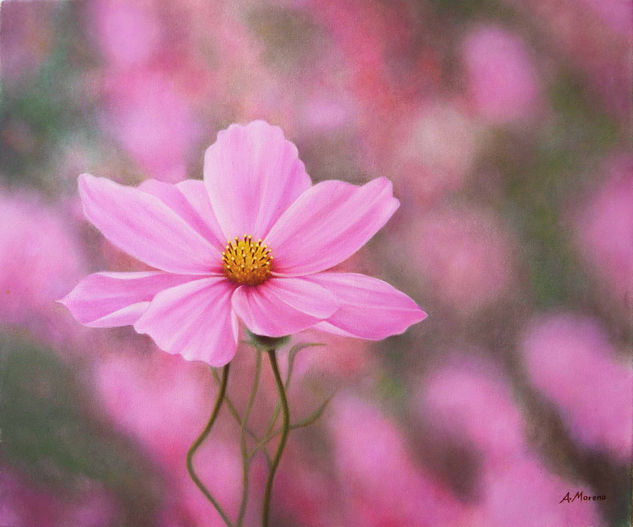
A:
0 3 98 192
0 334 165 527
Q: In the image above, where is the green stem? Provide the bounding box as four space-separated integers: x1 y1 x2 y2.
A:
236 352 262 526
262 349 290 527
260 348 295 452
212 368 260 443
186 365 233 527
248 395 334 462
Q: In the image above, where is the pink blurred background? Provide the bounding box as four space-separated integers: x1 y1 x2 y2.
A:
0 0 630 526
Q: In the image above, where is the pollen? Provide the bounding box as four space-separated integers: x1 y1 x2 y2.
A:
222 235 273 286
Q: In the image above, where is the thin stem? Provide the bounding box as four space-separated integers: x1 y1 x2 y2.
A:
212 368 259 443
186 365 233 527
262 349 290 527
260 350 294 451
248 401 333 462
236 352 262 526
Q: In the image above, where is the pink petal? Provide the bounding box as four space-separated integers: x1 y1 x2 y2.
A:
204 121 311 241
59 272 195 327
139 179 225 249
134 277 238 365
309 273 427 340
231 278 339 337
79 174 222 274
176 179 227 247
266 178 399 275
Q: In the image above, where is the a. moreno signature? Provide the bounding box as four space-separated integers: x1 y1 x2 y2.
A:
559 491 606 503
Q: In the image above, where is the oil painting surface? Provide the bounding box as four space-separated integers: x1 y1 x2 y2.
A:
0 1 631 526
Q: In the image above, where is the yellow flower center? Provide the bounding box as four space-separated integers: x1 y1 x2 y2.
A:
222 235 273 286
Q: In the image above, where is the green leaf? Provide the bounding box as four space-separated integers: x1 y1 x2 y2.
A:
286 342 324 387
291 394 335 430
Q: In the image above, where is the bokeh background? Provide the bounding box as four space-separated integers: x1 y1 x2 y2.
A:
1 0 631 525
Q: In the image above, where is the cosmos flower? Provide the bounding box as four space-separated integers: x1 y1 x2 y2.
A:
60 121 426 365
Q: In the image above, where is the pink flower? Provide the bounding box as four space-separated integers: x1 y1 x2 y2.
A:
397 101 481 200
327 395 466 527
61 121 426 365
520 313 632 461
420 355 525 465
0 189 85 345
99 71 199 182
417 355 603 527
574 154 633 303
405 205 515 313
476 454 601 527
90 0 161 69
462 25 541 125
93 350 212 467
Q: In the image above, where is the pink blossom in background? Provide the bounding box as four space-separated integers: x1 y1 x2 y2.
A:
0 470 117 527
578 0 631 35
274 447 348 527
290 330 372 381
184 4 283 121
99 71 199 182
304 0 438 171
328 395 467 527
575 154 633 304
276 467 346 526
1 1 631 525
0 189 85 341
405 205 516 313
0 472 24 527
474 455 600 527
177 441 243 527
89 0 275 122
93 348 243 526
61 121 426 365
58 486 118 527
421 355 525 465
0 473 60 527
299 93 357 134
419 357 602 527
521 313 633 461
502 0 630 117
90 0 161 69
94 350 212 466
396 101 481 201
462 25 541 125
307 0 412 121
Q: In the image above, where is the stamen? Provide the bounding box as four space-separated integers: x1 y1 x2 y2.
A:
222 234 273 286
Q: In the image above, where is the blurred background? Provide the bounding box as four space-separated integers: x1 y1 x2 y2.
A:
0 0 631 525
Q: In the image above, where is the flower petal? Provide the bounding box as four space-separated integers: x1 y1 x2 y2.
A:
176 179 227 247
204 121 311 240
307 273 427 340
265 178 399 275
59 271 196 328
139 178 226 249
134 277 238 365
79 174 221 274
231 277 339 337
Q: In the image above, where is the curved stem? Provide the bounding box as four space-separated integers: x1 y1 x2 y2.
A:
249 393 335 460
212 368 260 443
186 364 233 527
259 345 297 453
236 352 262 526
262 349 290 527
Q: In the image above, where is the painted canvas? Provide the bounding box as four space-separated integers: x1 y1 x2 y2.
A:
0 1 630 526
